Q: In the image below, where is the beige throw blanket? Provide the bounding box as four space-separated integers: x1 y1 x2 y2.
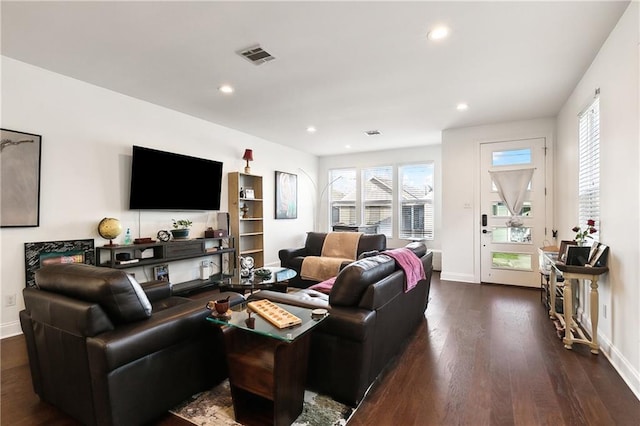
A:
301 232 362 281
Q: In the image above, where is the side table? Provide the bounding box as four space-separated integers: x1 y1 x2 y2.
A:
546 254 608 354
219 266 296 296
207 301 327 425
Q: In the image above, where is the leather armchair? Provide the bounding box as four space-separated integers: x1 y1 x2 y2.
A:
19 263 243 426
279 231 387 288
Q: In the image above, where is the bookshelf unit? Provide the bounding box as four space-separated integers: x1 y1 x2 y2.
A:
228 172 264 271
95 237 235 294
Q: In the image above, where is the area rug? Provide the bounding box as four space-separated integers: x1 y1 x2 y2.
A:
170 379 355 426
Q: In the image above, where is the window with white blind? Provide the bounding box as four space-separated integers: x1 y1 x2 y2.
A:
578 96 600 240
362 166 393 237
329 169 357 228
399 163 434 240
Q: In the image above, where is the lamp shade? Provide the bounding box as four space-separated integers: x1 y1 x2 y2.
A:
242 149 254 161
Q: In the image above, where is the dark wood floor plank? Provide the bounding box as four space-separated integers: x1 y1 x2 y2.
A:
3 273 639 426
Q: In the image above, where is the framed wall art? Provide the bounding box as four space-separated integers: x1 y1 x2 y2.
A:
24 239 95 287
275 171 297 219
1 128 42 227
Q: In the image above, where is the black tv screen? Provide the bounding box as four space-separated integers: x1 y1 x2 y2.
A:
129 145 223 210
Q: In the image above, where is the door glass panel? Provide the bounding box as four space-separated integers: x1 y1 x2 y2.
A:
491 227 532 244
492 252 532 271
492 148 532 166
492 201 532 217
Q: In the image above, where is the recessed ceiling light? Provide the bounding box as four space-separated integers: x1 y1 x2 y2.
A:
306 126 317 133
345 145 351 149
456 103 469 111
218 84 234 94
427 26 450 41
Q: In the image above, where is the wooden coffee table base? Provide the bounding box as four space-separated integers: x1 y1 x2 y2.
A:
220 327 311 426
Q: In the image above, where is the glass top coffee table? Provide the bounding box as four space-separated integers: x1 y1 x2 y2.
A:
207 301 327 425
219 266 296 295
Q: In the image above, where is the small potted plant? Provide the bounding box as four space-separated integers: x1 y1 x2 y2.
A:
171 219 193 239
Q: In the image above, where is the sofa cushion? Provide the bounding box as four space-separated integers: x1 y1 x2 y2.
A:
329 255 396 307
35 263 152 324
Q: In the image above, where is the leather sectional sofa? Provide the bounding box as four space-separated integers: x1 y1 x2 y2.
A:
250 241 433 406
279 231 387 288
19 263 244 426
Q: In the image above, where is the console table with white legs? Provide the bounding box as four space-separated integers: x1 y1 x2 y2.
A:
546 254 608 354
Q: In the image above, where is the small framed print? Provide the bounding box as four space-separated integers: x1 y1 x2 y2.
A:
588 243 609 267
244 188 255 199
153 264 170 282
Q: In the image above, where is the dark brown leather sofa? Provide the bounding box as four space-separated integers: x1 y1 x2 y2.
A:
278 231 387 288
19 263 243 426
252 242 432 406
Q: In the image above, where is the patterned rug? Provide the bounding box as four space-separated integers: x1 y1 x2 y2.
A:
170 380 355 426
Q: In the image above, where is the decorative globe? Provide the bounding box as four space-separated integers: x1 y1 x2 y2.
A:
98 217 123 246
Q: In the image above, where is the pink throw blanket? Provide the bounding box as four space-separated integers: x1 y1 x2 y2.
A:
309 276 336 295
384 248 425 293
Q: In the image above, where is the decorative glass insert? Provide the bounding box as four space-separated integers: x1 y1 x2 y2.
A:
492 148 532 166
491 252 532 271
491 227 532 244
492 201 532 217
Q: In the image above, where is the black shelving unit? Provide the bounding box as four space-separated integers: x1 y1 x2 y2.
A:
96 237 235 294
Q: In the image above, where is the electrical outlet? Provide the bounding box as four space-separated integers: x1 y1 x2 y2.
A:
5 294 16 307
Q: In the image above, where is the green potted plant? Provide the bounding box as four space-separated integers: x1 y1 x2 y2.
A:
171 219 193 239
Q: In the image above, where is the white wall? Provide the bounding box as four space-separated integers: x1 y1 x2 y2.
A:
318 144 442 260
441 118 556 283
556 2 639 398
0 57 317 337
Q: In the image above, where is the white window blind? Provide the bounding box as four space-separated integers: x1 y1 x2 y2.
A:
329 169 357 227
362 166 393 237
399 163 434 240
578 96 600 240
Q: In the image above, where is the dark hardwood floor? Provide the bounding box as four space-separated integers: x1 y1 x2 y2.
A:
2 273 639 425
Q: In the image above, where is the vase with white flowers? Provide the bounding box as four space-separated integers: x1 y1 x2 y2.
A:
572 219 597 246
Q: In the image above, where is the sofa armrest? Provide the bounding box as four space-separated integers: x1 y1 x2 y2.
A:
279 247 307 266
141 280 171 302
247 290 374 342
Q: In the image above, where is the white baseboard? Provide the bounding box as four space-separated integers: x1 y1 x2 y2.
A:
1 320 22 339
597 331 640 400
439 272 477 283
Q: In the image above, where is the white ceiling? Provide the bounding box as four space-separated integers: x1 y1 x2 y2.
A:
1 1 629 156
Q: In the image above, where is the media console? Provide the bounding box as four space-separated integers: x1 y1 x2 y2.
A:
96 237 235 294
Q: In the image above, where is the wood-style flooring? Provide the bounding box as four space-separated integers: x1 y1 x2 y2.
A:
2 273 639 425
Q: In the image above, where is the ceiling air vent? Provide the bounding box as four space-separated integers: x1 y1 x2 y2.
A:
364 130 381 136
237 45 275 65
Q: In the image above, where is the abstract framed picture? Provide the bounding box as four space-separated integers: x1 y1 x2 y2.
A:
275 171 297 219
24 239 95 288
1 128 42 227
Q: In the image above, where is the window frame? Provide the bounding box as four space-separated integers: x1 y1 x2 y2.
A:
577 95 600 241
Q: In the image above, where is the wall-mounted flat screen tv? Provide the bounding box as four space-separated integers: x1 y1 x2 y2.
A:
129 145 223 210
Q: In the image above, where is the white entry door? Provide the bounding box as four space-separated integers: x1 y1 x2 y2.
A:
480 138 547 287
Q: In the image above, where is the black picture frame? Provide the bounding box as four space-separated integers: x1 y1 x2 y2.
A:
275 171 297 219
1 128 42 227
24 239 95 287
